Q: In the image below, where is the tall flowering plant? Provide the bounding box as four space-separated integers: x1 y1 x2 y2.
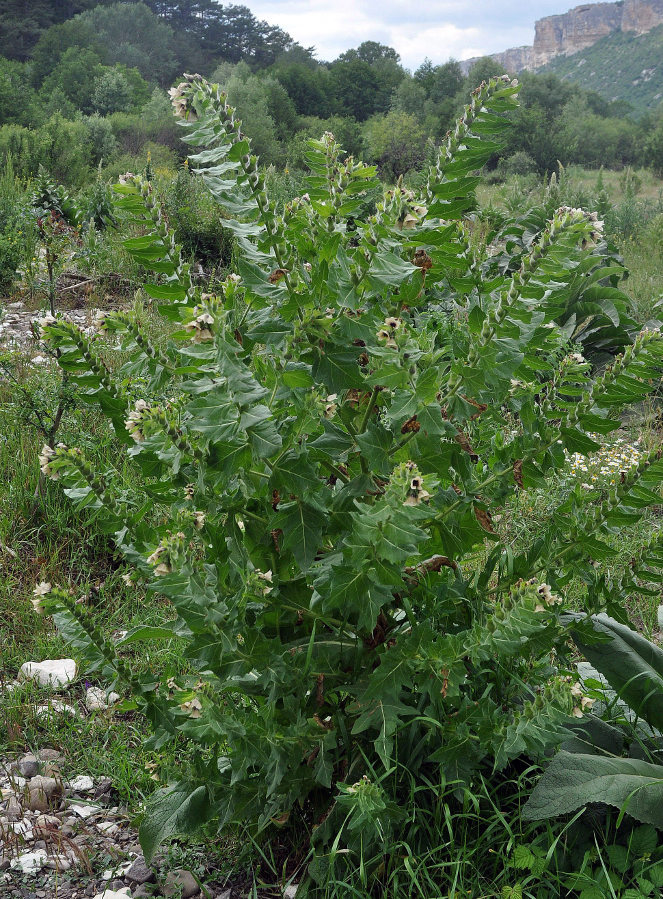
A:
35 74 663 887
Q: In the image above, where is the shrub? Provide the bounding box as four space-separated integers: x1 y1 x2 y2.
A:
83 114 118 168
498 150 538 178
37 74 663 895
164 164 233 270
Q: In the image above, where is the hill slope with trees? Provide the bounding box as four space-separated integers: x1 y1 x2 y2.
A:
541 23 663 117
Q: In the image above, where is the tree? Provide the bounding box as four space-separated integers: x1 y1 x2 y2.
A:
362 109 428 180
216 63 281 165
465 57 508 93
272 62 332 118
0 0 98 60
329 58 381 121
92 68 134 115
40 47 104 114
646 111 663 175
333 42 405 115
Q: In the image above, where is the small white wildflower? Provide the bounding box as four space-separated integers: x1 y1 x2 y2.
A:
32 581 51 614
93 310 109 334
180 697 202 718
38 444 59 480
39 314 57 332
168 83 190 119
404 476 431 507
185 309 215 343
154 562 172 577
125 400 149 442
377 329 397 349
118 172 135 185
193 510 206 530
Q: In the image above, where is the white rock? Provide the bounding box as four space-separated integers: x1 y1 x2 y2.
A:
69 775 94 793
10 849 48 875
284 886 299 898
19 659 77 688
101 861 132 880
69 802 103 819
45 855 71 871
96 820 119 835
85 687 120 711
36 701 77 719
93 892 133 899
658 604 663 631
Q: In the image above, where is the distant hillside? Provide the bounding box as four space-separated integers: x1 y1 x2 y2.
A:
541 23 663 116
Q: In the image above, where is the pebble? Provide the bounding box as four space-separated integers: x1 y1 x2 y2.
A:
29 774 62 799
163 869 200 898
38 749 63 762
70 775 95 793
19 659 78 688
126 856 155 885
86 687 120 711
44 854 72 871
5 795 22 821
132 887 154 899
18 753 39 778
33 813 60 836
69 802 103 819
36 700 78 718
9 849 48 875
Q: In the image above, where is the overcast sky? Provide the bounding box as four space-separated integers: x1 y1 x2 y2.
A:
249 0 603 70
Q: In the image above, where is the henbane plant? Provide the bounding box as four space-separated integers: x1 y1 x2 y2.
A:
34 73 663 891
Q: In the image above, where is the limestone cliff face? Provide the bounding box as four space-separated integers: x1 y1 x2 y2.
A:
531 2 623 66
461 0 663 74
622 0 663 32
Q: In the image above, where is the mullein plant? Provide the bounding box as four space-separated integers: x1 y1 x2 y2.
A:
33 73 663 891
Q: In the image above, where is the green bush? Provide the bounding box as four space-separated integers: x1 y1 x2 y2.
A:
164 164 233 270
498 150 538 178
0 155 35 295
37 75 663 896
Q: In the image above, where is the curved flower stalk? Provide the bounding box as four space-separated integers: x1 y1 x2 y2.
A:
114 174 195 308
443 206 603 410
95 311 173 373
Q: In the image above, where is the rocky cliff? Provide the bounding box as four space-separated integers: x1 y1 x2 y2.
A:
461 0 663 73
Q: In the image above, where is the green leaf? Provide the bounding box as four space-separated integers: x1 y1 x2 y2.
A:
282 364 314 388
566 613 663 730
629 824 659 856
116 626 175 645
356 422 393 475
367 251 416 288
276 501 326 571
313 346 363 392
139 783 214 863
143 283 189 302
523 752 663 827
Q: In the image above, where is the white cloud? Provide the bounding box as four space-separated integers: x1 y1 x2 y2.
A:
247 0 606 69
